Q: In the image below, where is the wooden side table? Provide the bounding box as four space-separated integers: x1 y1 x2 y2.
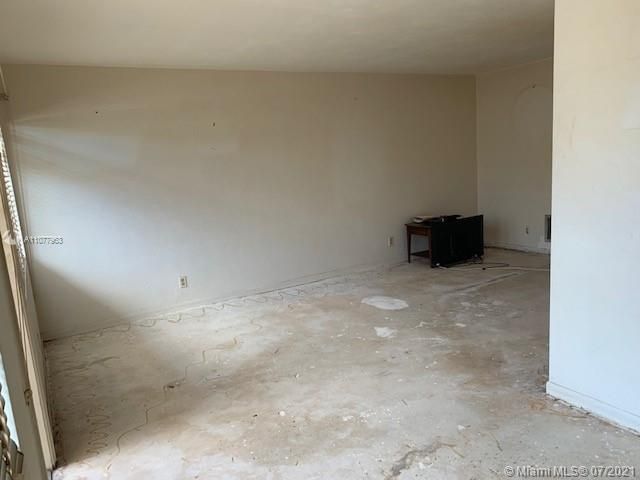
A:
405 223 432 263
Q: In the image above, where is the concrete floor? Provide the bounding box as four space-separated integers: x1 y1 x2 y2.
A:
47 250 639 479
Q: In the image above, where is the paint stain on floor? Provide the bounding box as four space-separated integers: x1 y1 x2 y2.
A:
361 296 409 310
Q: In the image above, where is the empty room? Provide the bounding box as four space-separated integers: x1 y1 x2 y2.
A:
0 0 638 479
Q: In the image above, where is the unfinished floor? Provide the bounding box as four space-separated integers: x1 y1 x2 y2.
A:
47 250 639 479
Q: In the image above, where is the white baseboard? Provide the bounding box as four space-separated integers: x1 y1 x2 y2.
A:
547 381 640 434
486 241 550 255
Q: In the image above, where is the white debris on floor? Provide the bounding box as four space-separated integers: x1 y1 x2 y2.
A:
361 296 409 310
374 327 397 338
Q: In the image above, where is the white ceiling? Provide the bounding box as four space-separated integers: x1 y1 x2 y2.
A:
0 0 553 74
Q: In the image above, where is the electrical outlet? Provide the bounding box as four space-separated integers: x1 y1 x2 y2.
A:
388 236 394 247
179 275 188 288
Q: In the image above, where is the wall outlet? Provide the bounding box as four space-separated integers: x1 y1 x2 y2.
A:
179 275 188 288
388 236 394 247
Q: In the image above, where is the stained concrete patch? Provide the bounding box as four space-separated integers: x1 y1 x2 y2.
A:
385 440 457 479
361 296 408 310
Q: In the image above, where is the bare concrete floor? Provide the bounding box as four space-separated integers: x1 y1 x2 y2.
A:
48 250 639 479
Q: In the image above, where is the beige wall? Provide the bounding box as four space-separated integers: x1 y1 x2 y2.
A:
548 0 640 431
4 65 477 339
477 59 553 253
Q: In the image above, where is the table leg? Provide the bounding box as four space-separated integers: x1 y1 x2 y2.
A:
407 232 411 263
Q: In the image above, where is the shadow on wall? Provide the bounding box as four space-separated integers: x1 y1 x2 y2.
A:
7 67 479 341
12 120 334 340
13 121 240 340
31 261 122 340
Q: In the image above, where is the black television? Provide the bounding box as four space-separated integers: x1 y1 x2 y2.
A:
429 215 484 267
